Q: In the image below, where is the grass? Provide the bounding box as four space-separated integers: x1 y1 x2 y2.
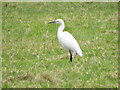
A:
2 2 118 88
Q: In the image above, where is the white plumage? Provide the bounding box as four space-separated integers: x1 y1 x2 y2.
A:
49 19 83 62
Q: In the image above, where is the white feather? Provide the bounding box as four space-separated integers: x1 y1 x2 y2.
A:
56 19 83 57
49 19 83 61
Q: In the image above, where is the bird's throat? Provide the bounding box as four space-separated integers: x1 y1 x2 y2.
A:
58 24 65 33
57 24 65 38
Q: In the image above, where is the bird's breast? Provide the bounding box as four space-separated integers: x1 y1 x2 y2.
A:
57 32 74 51
57 32 82 53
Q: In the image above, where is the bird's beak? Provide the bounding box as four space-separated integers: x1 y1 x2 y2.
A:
48 21 56 24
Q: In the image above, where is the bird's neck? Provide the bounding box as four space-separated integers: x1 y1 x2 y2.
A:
58 23 65 33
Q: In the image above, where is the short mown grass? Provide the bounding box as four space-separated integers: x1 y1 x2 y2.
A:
2 2 118 88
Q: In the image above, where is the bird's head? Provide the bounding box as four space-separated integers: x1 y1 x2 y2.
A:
48 19 64 24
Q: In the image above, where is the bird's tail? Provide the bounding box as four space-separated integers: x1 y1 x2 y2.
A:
77 49 83 57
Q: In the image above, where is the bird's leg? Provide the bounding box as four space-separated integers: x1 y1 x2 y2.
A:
69 50 72 62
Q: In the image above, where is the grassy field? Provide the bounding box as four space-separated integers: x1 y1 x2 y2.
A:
2 2 118 88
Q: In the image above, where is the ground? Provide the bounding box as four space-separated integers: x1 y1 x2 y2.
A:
2 2 118 88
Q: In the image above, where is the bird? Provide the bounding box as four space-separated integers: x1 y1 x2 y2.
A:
48 19 83 62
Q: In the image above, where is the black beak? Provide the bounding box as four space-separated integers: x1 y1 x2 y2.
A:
48 21 56 24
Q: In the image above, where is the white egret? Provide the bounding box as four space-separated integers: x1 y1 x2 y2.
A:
49 19 83 62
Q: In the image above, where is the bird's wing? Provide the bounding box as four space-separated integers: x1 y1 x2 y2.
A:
59 31 80 50
62 31 83 57
63 31 78 43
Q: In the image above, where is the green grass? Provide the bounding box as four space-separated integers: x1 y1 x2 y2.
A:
2 2 118 88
